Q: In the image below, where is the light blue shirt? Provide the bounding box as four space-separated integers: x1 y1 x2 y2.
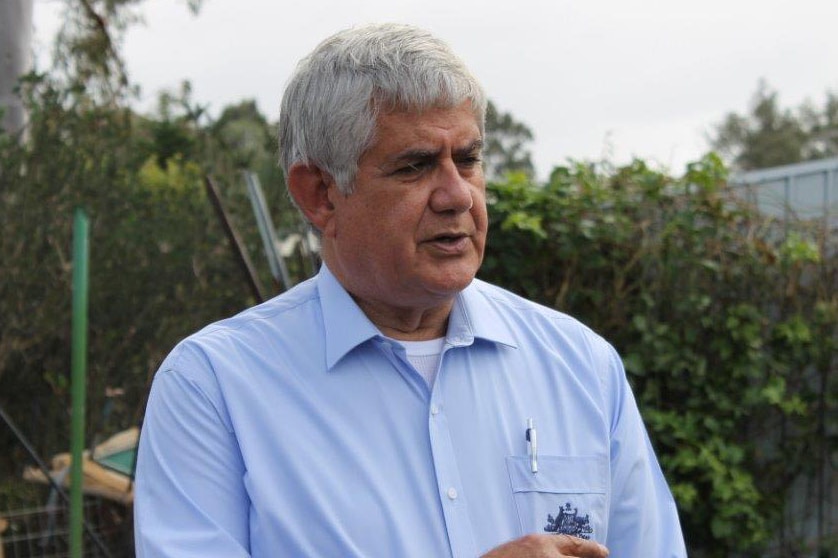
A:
134 265 687 557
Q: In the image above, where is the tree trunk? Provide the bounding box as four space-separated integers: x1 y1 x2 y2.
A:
0 0 34 138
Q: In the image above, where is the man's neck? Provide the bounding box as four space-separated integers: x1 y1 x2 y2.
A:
352 296 452 341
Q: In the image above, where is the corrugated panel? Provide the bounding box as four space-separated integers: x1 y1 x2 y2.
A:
730 157 838 227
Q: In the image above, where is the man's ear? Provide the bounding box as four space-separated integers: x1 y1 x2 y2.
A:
287 163 336 233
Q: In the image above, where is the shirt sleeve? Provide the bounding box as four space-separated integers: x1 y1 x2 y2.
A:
134 343 251 557
598 340 688 557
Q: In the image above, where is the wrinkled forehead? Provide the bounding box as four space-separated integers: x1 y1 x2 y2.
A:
371 97 484 134
359 102 484 164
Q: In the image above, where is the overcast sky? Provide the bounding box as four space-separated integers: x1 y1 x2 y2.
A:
34 0 838 179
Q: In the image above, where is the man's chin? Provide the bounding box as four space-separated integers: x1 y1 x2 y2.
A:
421 268 478 298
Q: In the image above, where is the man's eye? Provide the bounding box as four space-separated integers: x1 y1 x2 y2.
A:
395 162 427 175
455 156 482 172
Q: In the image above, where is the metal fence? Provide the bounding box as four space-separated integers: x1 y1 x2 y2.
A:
731 157 837 556
730 156 838 231
0 493 132 558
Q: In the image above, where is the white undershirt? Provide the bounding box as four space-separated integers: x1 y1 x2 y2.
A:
395 337 446 388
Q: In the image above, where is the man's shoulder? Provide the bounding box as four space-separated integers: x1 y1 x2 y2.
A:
149 276 327 397
467 279 623 391
184 275 322 349
467 278 613 351
469 278 581 324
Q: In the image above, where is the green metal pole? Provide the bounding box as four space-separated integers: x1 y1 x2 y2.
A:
70 207 89 558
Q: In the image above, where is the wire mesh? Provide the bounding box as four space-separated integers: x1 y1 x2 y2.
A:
0 490 132 558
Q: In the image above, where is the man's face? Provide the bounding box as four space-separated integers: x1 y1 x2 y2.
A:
321 101 488 314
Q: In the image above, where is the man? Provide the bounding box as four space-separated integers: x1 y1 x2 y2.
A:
134 23 687 557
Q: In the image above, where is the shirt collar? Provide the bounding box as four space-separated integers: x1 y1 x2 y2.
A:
318 265 383 370
318 266 518 370
447 279 518 350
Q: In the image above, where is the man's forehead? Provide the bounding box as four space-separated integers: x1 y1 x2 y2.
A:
373 104 481 139
376 99 479 119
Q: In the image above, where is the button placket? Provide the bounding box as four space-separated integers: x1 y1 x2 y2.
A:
427 394 477 556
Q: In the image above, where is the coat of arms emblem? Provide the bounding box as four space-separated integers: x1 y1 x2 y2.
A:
544 502 594 539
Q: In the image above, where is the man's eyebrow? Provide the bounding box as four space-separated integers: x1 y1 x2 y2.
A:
387 148 440 165
454 139 484 156
382 139 484 168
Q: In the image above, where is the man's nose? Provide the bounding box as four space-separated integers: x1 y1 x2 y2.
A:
429 161 475 213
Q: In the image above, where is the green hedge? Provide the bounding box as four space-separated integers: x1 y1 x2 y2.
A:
0 76 278 482
480 156 836 556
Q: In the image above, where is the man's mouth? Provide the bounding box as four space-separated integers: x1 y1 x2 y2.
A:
423 232 471 253
431 233 467 244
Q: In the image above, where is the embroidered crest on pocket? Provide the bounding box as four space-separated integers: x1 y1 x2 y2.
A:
544 502 593 539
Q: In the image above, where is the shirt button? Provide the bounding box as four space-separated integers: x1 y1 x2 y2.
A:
447 487 458 500
430 404 440 416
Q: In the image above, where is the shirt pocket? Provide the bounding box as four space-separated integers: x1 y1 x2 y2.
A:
506 455 607 543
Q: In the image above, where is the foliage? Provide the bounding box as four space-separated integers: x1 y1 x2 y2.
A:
49 0 202 103
483 100 536 181
0 0 304 492
0 72 305 484
481 155 836 556
710 80 838 170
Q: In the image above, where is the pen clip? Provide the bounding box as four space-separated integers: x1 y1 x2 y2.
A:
526 418 538 474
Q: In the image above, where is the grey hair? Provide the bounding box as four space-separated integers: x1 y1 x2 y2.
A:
278 23 487 193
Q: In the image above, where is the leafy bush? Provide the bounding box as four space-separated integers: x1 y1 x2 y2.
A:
481 155 836 556
0 74 295 480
